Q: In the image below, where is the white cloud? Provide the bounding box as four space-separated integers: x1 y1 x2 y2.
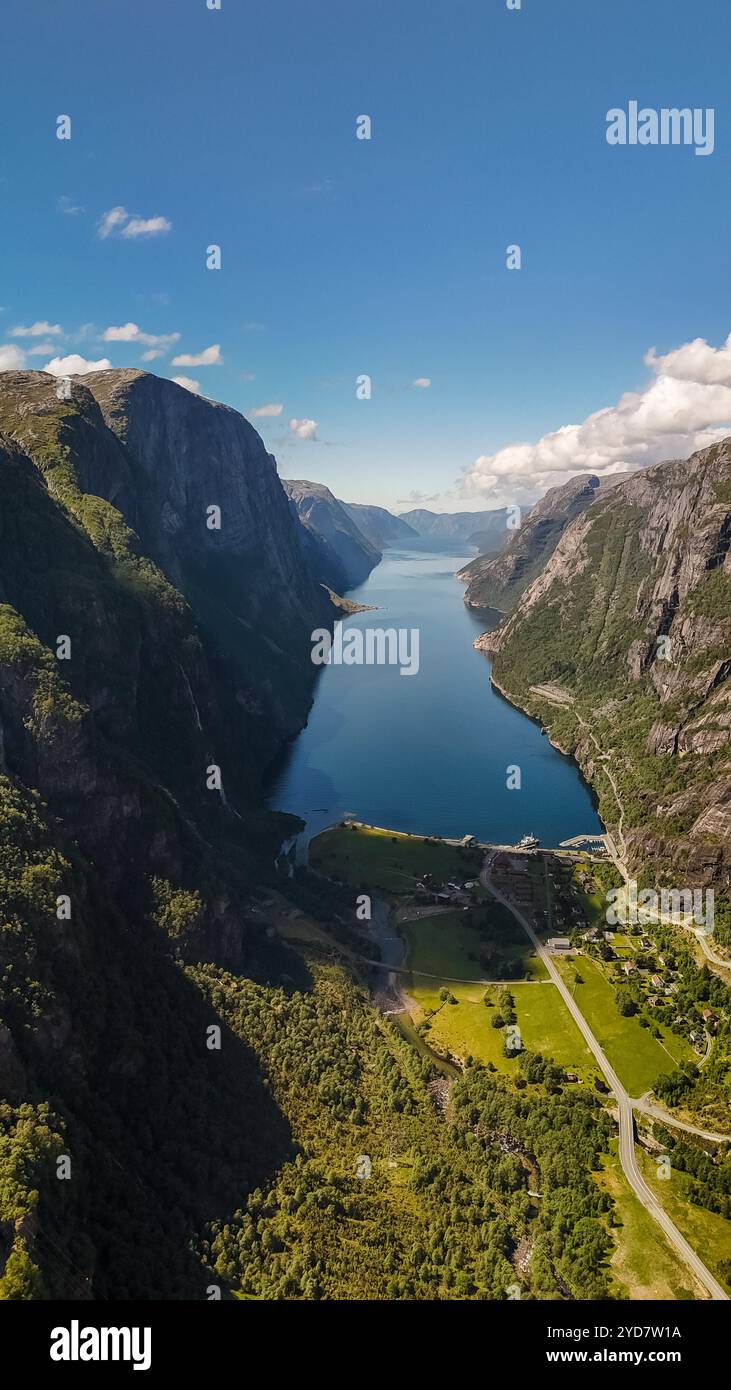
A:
97 207 130 239
172 375 201 394
251 402 283 417
97 206 171 240
289 417 318 441
412 377 432 388
241 371 256 382
43 354 112 377
101 322 180 354
0 345 26 370
27 343 58 356
644 334 731 385
396 489 441 505
463 333 731 503
172 344 223 367
11 320 63 337
57 195 84 216
122 215 172 239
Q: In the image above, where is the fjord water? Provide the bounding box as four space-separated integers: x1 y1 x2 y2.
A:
267 544 602 846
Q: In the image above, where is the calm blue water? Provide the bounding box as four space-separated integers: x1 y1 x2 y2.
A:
267 544 602 846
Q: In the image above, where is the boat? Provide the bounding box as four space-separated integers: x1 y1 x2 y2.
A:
517 833 540 849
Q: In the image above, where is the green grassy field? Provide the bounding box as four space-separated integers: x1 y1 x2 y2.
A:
401 906 544 985
555 955 693 1095
404 911 490 982
309 824 482 893
637 1149 731 1296
595 1142 706 1300
403 907 595 1079
410 979 595 1075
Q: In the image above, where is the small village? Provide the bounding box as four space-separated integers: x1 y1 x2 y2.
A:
409 840 721 1060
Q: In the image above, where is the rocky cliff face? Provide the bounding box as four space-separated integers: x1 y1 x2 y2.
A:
480 441 731 900
458 473 612 612
0 369 344 1296
0 370 334 757
282 478 381 588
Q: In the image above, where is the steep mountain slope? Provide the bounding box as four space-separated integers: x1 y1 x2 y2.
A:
479 441 731 906
459 474 611 613
282 479 381 588
341 501 418 549
0 371 342 1296
0 370 335 765
399 507 509 548
82 369 334 745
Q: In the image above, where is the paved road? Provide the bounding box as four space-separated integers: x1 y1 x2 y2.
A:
481 856 729 1302
631 1098 731 1146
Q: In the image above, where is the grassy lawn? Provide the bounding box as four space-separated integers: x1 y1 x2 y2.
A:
402 906 542 984
408 974 594 1077
309 824 482 893
637 1148 731 1297
595 1142 706 1300
514 983 594 1074
398 904 593 1074
404 910 489 982
556 955 693 1095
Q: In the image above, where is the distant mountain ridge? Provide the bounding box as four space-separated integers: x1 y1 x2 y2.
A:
341 501 418 550
399 506 510 549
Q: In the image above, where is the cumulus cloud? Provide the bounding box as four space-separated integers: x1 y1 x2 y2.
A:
412 377 432 388
11 321 63 337
251 402 283 417
172 344 223 367
171 376 201 394
26 343 58 357
0 345 26 370
644 334 731 385
463 333 731 503
97 206 171 240
289 417 318 441
43 354 112 377
101 322 180 354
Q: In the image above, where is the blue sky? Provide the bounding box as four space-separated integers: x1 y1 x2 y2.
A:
2 0 731 510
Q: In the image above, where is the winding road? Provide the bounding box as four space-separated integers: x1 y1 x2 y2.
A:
481 855 729 1302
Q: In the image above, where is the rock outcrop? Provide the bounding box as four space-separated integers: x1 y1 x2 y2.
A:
480 441 731 901
458 473 621 612
282 478 381 589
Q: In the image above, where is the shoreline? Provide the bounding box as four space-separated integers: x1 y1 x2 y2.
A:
487 669 606 831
